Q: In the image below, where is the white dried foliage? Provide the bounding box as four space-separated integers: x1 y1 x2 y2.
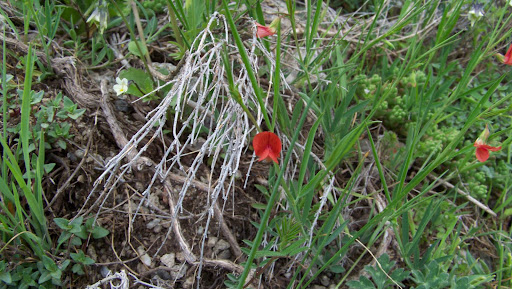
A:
86 270 129 289
81 10 295 282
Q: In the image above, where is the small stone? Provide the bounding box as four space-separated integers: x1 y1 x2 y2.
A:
156 269 171 280
152 225 162 233
137 246 152 267
114 99 133 113
136 263 146 274
320 275 330 286
196 226 204 235
77 174 86 183
311 286 326 289
147 218 161 230
100 266 111 277
67 152 78 162
176 252 185 262
170 264 187 279
217 249 231 260
214 239 230 253
183 276 194 289
207 237 218 248
161 253 175 268
75 149 85 159
140 253 152 267
328 284 337 289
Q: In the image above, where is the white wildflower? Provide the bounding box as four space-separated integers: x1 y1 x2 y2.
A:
113 77 128 96
86 0 108 34
468 4 484 27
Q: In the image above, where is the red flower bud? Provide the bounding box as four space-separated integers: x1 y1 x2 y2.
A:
255 23 277 38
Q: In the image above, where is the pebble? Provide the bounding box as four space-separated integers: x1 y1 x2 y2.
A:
183 276 194 289
161 253 175 268
114 99 133 113
311 286 327 289
67 152 78 162
77 174 86 183
176 252 185 262
146 218 161 230
100 266 111 278
137 246 152 267
217 249 231 260
152 225 162 233
156 269 171 280
207 236 218 248
320 275 330 286
169 264 187 280
74 149 85 159
140 254 152 267
213 239 230 253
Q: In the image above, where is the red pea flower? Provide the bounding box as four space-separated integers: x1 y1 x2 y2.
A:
256 23 276 38
255 17 280 38
474 125 501 162
504 44 512 65
253 131 282 164
496 44 512 65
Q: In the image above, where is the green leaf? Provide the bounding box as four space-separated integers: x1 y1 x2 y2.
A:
73 226 88 240
0 271 12 284
43 163 56 174
42 256 55 270
57 231 72 247
67 108 85 120
70 236 83 246
56 139 66 149
71 264 84 275
59 260 70 271
91 226 109 239
62 95 74 108
54 218 71 230
347 276 376 289
70 250 94 265
128 40 148 58
69 216 83 232
38 270 51 284
119 68 154 97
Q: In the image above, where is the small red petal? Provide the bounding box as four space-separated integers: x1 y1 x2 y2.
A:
257 148 271 162
475 143 501 152
253 131 282 164
475 147 490 162
504 44 512 65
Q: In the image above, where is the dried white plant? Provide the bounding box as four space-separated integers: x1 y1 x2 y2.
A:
79 11 294 283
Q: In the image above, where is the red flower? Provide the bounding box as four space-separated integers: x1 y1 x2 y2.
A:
253 131 282 164
255 23 276 38
474 125 501 162
255 17 280 38
504 44 512 65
